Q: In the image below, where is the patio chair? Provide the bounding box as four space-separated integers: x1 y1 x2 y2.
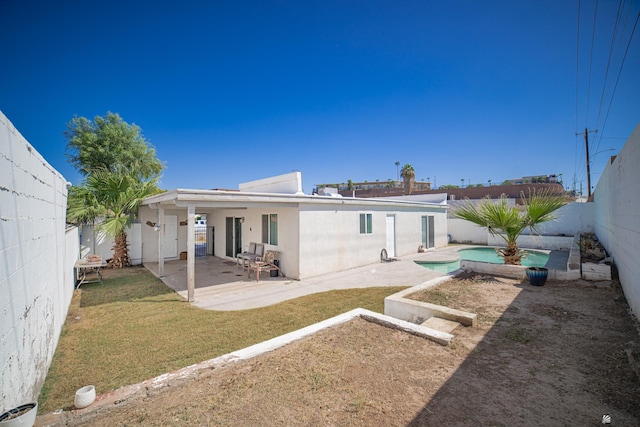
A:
247 250 283 282
237 243 264 271
236 242 256 270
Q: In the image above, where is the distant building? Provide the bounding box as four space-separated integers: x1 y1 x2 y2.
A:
315 180 431 197
509 174 559 185
316 177 566 204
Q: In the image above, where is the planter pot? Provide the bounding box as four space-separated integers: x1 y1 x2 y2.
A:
526 267 548 286
74 385 96 409
0 402 37 427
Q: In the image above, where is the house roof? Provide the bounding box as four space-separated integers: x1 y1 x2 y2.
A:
141 188 448 210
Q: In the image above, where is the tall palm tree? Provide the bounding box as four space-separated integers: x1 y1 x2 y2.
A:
67 170 160 268
453 190 567 265
401 163 415 195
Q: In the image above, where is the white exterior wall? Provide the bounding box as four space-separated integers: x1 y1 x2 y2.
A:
448 218 488 244
394 207 449 253
140 206 183 261
532 202 594 236
239 171 303 194
298 206 371 278
64 227 80 292
81 224 143 265
593 124 640 316
298 205 447 279
0 112 76 411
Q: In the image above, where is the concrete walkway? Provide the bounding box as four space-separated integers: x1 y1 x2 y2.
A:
144 246 569 311
144 247 464 311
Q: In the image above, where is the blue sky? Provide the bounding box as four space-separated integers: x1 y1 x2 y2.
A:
1 0 638 194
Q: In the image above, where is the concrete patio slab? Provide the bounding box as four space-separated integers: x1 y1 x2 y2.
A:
143 246 570 311
143 248 464 311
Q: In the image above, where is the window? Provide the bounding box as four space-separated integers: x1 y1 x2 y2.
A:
262 214 278 245
359 213 372 234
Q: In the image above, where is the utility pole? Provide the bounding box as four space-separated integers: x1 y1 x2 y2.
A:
577 128 597 199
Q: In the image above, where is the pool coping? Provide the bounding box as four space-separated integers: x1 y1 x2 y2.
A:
415 238 581 281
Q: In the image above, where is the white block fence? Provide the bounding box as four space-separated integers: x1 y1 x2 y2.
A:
0 111 78 412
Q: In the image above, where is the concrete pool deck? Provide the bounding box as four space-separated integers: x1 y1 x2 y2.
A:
144 245 572 311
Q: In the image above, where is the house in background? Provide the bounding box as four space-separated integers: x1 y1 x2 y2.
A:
139 171 449 299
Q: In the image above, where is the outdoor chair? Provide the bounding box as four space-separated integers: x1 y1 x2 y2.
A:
247 250 283 282
236 242 256 270
237 243 264 271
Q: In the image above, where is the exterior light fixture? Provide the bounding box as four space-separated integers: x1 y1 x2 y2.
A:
146 221 161 232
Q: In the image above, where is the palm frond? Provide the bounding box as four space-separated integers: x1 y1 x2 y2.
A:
522 189 568 234
452 190 566 265
66 185 107 224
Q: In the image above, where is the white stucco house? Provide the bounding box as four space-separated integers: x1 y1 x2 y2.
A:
139 172 449 300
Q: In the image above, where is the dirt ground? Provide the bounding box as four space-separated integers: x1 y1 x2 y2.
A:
47 274 640 426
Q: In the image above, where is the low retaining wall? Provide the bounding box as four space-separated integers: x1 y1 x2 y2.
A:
37 307 453 426
384 276 477 327
487 234 575 251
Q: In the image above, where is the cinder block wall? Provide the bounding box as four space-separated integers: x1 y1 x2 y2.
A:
0 111 75 411
449 202 594 247
594 123 640 317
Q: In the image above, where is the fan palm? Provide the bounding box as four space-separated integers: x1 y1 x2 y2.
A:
453 190 567 265
67 170 160 268
401 163 415 194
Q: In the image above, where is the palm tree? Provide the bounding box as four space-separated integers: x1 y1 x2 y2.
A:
400 164 415 195
67 170 160 268
452 190 567 265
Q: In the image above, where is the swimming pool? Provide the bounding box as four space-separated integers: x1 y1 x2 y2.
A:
416 247 549 274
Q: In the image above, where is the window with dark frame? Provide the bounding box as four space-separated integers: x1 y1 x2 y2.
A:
261 214 278 245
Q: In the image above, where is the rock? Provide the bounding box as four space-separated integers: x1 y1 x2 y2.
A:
586 248 605 259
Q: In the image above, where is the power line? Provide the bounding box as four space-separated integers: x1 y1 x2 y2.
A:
585 0 599 128
594 8 640 155
593 0 634 155
594 0 624 129
574 0 582 182
574 0 638 186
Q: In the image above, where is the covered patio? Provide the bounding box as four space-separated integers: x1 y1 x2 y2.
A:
138 174 449 304
143 251 451 311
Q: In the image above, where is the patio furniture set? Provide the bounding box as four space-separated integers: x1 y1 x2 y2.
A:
236 242 284 281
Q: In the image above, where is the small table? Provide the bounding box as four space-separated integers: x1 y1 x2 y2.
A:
75 259 107 289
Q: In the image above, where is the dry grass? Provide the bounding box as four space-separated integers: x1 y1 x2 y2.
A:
38 266 406 414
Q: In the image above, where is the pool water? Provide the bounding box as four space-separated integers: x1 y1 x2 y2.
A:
417 247 549 274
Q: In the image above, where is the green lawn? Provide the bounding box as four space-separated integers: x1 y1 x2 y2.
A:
39 266 406 413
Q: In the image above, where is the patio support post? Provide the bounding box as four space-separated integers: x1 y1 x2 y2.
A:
187 204 196 302
158 206 165 277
